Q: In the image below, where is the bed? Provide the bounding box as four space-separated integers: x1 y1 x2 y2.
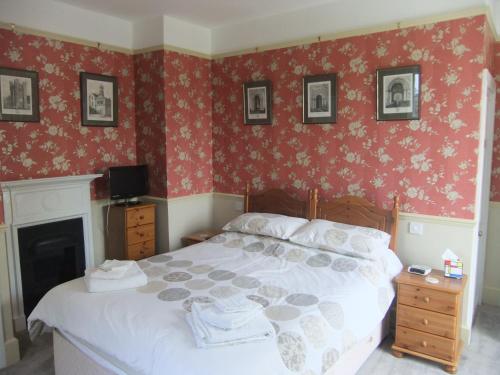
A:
29 188 401 375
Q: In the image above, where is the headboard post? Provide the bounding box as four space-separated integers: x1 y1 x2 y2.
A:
244 183 250 213
309 189 318 220
389 195 400 251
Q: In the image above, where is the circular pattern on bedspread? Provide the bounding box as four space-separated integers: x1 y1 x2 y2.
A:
232 276 261 289
322 348 340 374
166 260 193 268
157 288 191 301
300 315 329 349
243 242 265 252
350 235 371 253
224 239 245 248
331 258 358 272
306 253 332 267
163 272 192 282
137 261 150 269
324 229 348 246
359 265 380 285
319 302 344 330
207 235 226 244
277 332 306 372
184 279 215 290
208 270 236 281
263 244 286 257
286 293 319 307
258 285 288 299
187 264 214 274
209 285 240 299
182 296 215 312
136 280 167 293
265 305 301 321
144 266 168 278
148 254 173 263
285 248 307 262
246 295 270 308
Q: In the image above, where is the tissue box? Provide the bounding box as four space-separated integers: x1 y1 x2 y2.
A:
444 259 463 279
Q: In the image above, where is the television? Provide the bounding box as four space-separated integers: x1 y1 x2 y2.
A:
109 165 149 201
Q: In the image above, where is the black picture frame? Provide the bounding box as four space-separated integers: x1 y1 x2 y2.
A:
243 80 272 125
80 72 118 127
376 65 421 121
0 67 40 122
303 73 337 124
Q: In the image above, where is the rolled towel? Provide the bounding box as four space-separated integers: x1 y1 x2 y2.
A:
84 261 147 292
186 307 274 348
93 260 135 280
193 300 262 330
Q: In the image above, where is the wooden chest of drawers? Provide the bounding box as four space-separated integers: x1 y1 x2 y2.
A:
392 269 466 374
105 203 156 261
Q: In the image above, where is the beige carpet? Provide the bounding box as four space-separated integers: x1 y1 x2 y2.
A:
1 304 499 374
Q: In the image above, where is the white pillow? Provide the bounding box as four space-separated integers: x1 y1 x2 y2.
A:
288 219 391 260
222 212 309 240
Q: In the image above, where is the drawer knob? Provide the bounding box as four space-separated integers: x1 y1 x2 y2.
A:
424 296 430 303
139 233 144 237
423 319 429 326
421 341 428 348
139 216 144 220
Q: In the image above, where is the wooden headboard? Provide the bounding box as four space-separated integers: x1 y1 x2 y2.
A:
244 184 318 220
316 195 400 251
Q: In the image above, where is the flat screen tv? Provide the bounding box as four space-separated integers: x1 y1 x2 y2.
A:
109 165 149 200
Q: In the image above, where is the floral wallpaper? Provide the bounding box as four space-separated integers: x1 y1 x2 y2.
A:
0 29 137 224
491 42 500 202
134 50 168 198
164 50 213 197
212 15 490 219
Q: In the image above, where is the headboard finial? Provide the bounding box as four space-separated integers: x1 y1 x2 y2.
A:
394 194 400 209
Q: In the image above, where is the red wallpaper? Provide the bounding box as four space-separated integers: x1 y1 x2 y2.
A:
164 51 213 197
0 29 137 224
491 42 500 202
134 50 168 198
134 50 213 198
212 16 490 219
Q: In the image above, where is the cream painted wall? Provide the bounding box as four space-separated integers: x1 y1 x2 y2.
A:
484 202 500 306
167 194 214 251
0 227 20 369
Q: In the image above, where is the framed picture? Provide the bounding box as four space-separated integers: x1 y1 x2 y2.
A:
243 80 272 125
0 67 40 122
376 65 421 121
303 74 337 124
80 72 118 127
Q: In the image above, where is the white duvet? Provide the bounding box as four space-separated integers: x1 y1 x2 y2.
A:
29 231 402 375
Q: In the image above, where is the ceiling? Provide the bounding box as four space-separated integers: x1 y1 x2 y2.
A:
55 0 343 28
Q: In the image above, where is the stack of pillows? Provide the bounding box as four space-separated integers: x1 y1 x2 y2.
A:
222 212 393 262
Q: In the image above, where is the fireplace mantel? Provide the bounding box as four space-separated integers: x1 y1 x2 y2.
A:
1 174 102 331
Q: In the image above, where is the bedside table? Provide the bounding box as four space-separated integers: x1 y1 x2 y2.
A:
392 268 467 374
181 229 223 247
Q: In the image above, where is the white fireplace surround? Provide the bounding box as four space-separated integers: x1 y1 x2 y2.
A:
1 174 102 332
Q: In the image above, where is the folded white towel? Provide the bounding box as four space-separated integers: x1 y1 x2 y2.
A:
93 260 135 280
186 303 274 348
214 295 258 313
84 261 147 292
194 300 262 330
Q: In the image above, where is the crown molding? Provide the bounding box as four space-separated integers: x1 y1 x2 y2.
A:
2 6 497 60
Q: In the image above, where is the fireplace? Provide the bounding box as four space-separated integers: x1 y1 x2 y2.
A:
18 218 85 317
1 174 101 331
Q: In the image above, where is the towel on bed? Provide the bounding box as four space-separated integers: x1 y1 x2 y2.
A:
94 260 135 280
197 299 263 330
84 260 147 292
187 302 274 348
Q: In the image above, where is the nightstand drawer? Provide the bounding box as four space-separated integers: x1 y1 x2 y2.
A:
127 224 155 244
395 326 456 362
127 240 155 260
127 206 154 228
399 284 458 315
397 304 456 339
